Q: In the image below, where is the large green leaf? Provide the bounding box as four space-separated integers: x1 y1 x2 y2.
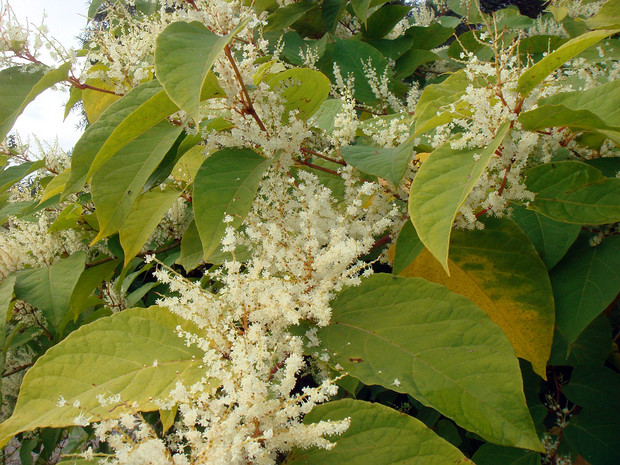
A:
91 121 185 243
193 148 273 261
472 444 540 465
0 306 211 447
285 399 473 465
409 122 510 273
340 139 413 186
517 28 619 96
155 21 245 122
525 161 620 225
316 274 542 451
511 205 581 269
14 252 87 334
550 235 620 348
397 217 555 378
266 68 330 121
0 63 71 140
119 189 181 265
64 80 164 197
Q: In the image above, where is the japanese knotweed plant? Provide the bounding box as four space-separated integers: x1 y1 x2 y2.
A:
0 1 619 465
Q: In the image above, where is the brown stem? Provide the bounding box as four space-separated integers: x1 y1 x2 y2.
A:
369 234 391 255
300 147 346 166
294 159 340 176
67 76 120 96
224 45 269 134
2 363 34 378
85 240 182 268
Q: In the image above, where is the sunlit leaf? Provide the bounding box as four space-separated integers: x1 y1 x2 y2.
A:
409 122 510 273
0 307 213 447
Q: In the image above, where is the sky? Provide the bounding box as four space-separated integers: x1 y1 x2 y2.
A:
8 0 89 151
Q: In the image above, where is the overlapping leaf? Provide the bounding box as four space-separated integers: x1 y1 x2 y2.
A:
316 274 542 450
397 217 555 378
409 122 510 273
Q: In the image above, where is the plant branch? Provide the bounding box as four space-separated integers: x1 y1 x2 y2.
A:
224 45 269 134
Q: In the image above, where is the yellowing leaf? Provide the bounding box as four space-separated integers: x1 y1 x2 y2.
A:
82 79 121 123
397 217 554 378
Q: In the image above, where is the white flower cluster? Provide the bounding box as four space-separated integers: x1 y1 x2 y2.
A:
0 213 87 281
91 164 397 465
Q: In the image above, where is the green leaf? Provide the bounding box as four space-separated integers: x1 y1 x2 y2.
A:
266 2 318 31
526 79 620 127
266 68 331 121
119 189 181 265
517 28 619 96
0 160 45 193
550 235 620 348
398 217 555 378
193 148 273 261
64 80 164 197
412 70 468 137
322 0 347 33
564 407 620 465
394 49 439 79
408 122 510 273
87 0 105 19
511 205 581 269
69 259 119 320
0 63 71 140
321 39 389 105
0 275 16 350
308 99 343 132
285 399 473 465
587 0 620 29
155 20 245 122
14 252 87 333
340 139 413 186
363 5 410 39
40 169 71 203
525 161 620 225
392 219 424 275
0 306 212 446
177 219 203 271
351 0 372 26
317 274 542 451
91 121 185 243
472 444 540 465
406 23 455 51
564 366 620 412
